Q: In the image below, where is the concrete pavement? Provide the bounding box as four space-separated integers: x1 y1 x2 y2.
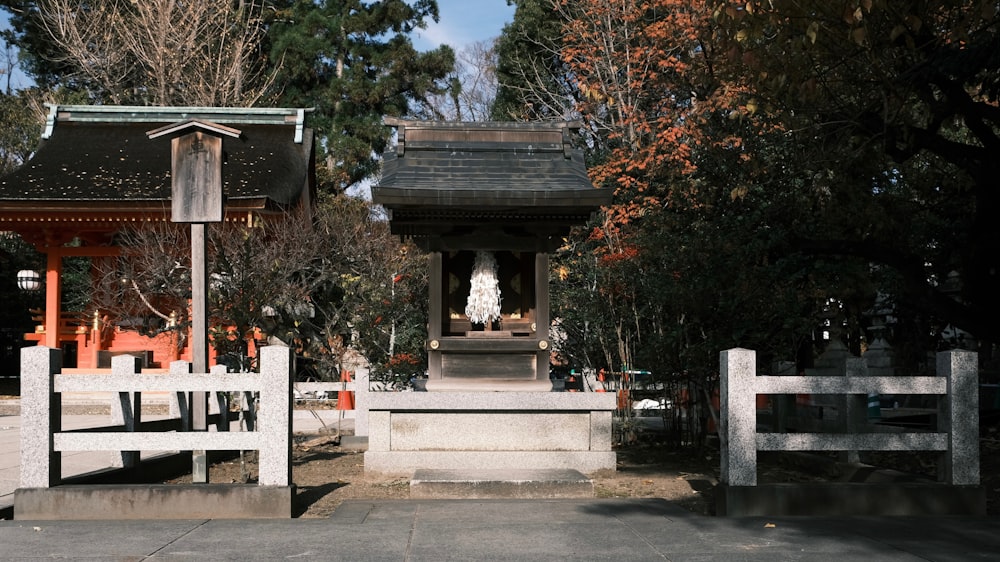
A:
3 499 1000 560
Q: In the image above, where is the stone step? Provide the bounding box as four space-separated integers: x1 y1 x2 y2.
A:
410 468 594 499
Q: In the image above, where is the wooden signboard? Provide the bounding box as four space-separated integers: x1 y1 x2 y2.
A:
171 131 223 223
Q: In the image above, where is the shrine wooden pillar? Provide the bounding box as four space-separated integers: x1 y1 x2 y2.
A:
43 249 62 350
535 251 550 382
28 243 119 366
427 251 443 380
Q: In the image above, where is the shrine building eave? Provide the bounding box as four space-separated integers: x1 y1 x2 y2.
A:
0 197 278 215
0 197 281 248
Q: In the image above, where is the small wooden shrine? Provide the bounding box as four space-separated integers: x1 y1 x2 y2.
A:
0 105 315 370
365 119 615 475
373 119 611 391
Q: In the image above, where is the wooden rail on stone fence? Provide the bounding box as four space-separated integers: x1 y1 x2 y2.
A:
720 347 980 488
19 345 294 489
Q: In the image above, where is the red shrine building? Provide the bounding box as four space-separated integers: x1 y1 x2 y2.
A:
0 105 315 371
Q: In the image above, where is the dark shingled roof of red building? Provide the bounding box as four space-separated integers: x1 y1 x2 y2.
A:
0 106 314 212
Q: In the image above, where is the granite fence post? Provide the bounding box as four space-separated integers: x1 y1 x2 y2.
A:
355 367 370 437
720 348 757 486
210 364 229 431
939 349 979 485
20 346 62 489
257 345 292 486
770 360 796 433
843 357 868 464
241 390 257 432
168 360 191 431
110 355 142 468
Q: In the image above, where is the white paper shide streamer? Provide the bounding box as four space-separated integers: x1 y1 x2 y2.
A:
465 250 502 325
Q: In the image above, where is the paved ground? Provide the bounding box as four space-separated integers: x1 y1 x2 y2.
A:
3 396 1000 560
3 499 1000 560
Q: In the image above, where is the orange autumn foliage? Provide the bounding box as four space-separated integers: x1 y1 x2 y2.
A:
556 0 750 226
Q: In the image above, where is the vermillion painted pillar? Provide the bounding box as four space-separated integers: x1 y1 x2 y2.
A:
43 249 62 350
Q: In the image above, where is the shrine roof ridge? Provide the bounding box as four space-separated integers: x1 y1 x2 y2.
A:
383 117 583 129
44 104 313 142
46 104 311 124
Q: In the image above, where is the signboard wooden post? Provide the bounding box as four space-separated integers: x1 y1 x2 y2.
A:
149 119 240 483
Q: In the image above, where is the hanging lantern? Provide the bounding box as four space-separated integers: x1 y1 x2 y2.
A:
465 251 502 325
17 270 41 291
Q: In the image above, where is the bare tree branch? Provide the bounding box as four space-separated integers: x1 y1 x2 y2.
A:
411 39 499 121
36 0 277 106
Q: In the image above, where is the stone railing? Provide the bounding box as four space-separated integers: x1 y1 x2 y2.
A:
19 345 294 489
720 347 979 488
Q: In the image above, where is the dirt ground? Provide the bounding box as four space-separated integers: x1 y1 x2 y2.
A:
163 433 722 518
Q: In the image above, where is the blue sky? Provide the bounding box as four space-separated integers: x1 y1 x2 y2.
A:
1 1 516 92
411 0 516 52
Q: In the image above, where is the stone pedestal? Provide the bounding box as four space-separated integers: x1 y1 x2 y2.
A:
364 392 617 475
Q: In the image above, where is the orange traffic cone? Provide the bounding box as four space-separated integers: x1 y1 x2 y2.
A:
336 370 355 411
335 370 354 437
617 388 630 410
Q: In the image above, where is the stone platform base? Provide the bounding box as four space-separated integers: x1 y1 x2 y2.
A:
410 469 593 499
364 392 617 475
15 484 295 520
717 483 986 516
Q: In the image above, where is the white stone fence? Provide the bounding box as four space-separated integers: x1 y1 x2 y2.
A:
20 345 294 489
720 348 979 487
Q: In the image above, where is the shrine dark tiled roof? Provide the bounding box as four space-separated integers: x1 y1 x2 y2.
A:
372 120 610 213
0 119 313 208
